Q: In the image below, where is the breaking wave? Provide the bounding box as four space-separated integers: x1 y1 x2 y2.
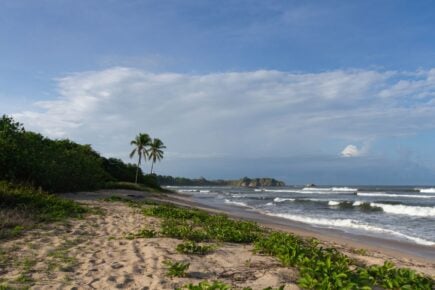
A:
224 199 249 207
264 212 435 246
418 188 435 193
273 197 295 203
369 203 435 217
357 192 435 199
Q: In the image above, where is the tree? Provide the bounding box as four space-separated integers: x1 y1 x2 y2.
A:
148 138 166 174
129 133 151 183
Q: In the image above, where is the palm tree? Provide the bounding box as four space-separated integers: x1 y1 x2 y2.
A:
148 138 166 174
130 133 151 183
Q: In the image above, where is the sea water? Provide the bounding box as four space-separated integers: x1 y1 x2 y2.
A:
171 185 435 246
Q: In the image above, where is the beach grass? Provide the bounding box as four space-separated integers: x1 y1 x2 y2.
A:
0 182 87 240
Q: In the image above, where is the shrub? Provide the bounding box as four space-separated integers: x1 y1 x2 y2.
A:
164 260 190 277
176 241 215 255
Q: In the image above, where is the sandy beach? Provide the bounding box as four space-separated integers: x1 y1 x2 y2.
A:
0 189 433 289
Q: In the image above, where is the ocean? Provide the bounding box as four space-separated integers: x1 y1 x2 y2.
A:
168 185 435 247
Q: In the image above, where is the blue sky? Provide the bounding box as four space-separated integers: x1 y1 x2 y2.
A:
2 1 435 184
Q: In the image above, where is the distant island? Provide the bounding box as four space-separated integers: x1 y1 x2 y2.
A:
156 175 285 187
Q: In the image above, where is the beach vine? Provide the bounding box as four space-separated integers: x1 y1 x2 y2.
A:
140 202 434 290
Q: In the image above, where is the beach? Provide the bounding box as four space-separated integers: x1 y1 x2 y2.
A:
0 189 433 289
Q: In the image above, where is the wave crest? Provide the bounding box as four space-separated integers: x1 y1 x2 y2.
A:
264 212 435 246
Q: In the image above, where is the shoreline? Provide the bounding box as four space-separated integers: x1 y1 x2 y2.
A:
153 192 435 264
60 189 435 278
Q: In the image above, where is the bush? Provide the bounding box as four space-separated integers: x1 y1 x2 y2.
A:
176 241 215 255
164 260 190 277
0 115 109 192
0 115 164 192
102 158 144 184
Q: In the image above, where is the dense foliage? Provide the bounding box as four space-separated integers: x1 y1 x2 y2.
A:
0 115 160 192
102 157 145 184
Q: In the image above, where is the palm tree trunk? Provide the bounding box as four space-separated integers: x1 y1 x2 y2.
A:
150 161 154 174
135 154 142 184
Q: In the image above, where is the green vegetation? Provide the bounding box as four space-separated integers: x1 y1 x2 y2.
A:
157 176 285 187
126 228 157 240
176 241 215 255
0 182 87 239
141 202 433 289
254 231 433 290
102 157 146 184
148 138 166 174
163 260 190 277
143 204 262 243
177 281 231 290
0 115 167 192
130 133 152 184
177 281 284 290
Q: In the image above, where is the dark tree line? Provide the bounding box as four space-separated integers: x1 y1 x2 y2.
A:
0 115 153 192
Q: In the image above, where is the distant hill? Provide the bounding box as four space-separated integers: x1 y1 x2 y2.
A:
157 175 285 187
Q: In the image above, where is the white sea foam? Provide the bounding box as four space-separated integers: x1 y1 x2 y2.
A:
224 199 249 207
352 201 363 206
357 192 435 199
177 189 199 193
301 187 357 193
264 212 435 246
254 189 265 192
328 201 340 206
302 187 331 191
199 190 210 193
419 188 435 193
369 203 435 217
263 189 299 193
273 197 295 203
332 187 358 192
265 202 274 206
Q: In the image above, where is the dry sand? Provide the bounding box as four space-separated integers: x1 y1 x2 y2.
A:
0 189 433 289
0 197 299 289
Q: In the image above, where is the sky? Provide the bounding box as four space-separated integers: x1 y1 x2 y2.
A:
2 0 435 185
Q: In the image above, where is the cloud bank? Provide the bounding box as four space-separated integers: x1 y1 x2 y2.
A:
12 67 435 181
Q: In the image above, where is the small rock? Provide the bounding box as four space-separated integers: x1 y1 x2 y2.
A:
111 262 124 269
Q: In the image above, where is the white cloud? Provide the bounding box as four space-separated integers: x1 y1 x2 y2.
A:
12 67 435 163
341 145 361 157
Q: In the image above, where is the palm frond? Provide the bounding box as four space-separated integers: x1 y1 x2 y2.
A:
129 148 137 158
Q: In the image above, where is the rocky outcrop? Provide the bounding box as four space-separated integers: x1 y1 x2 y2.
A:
157 175 285 187
231 177 286 187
